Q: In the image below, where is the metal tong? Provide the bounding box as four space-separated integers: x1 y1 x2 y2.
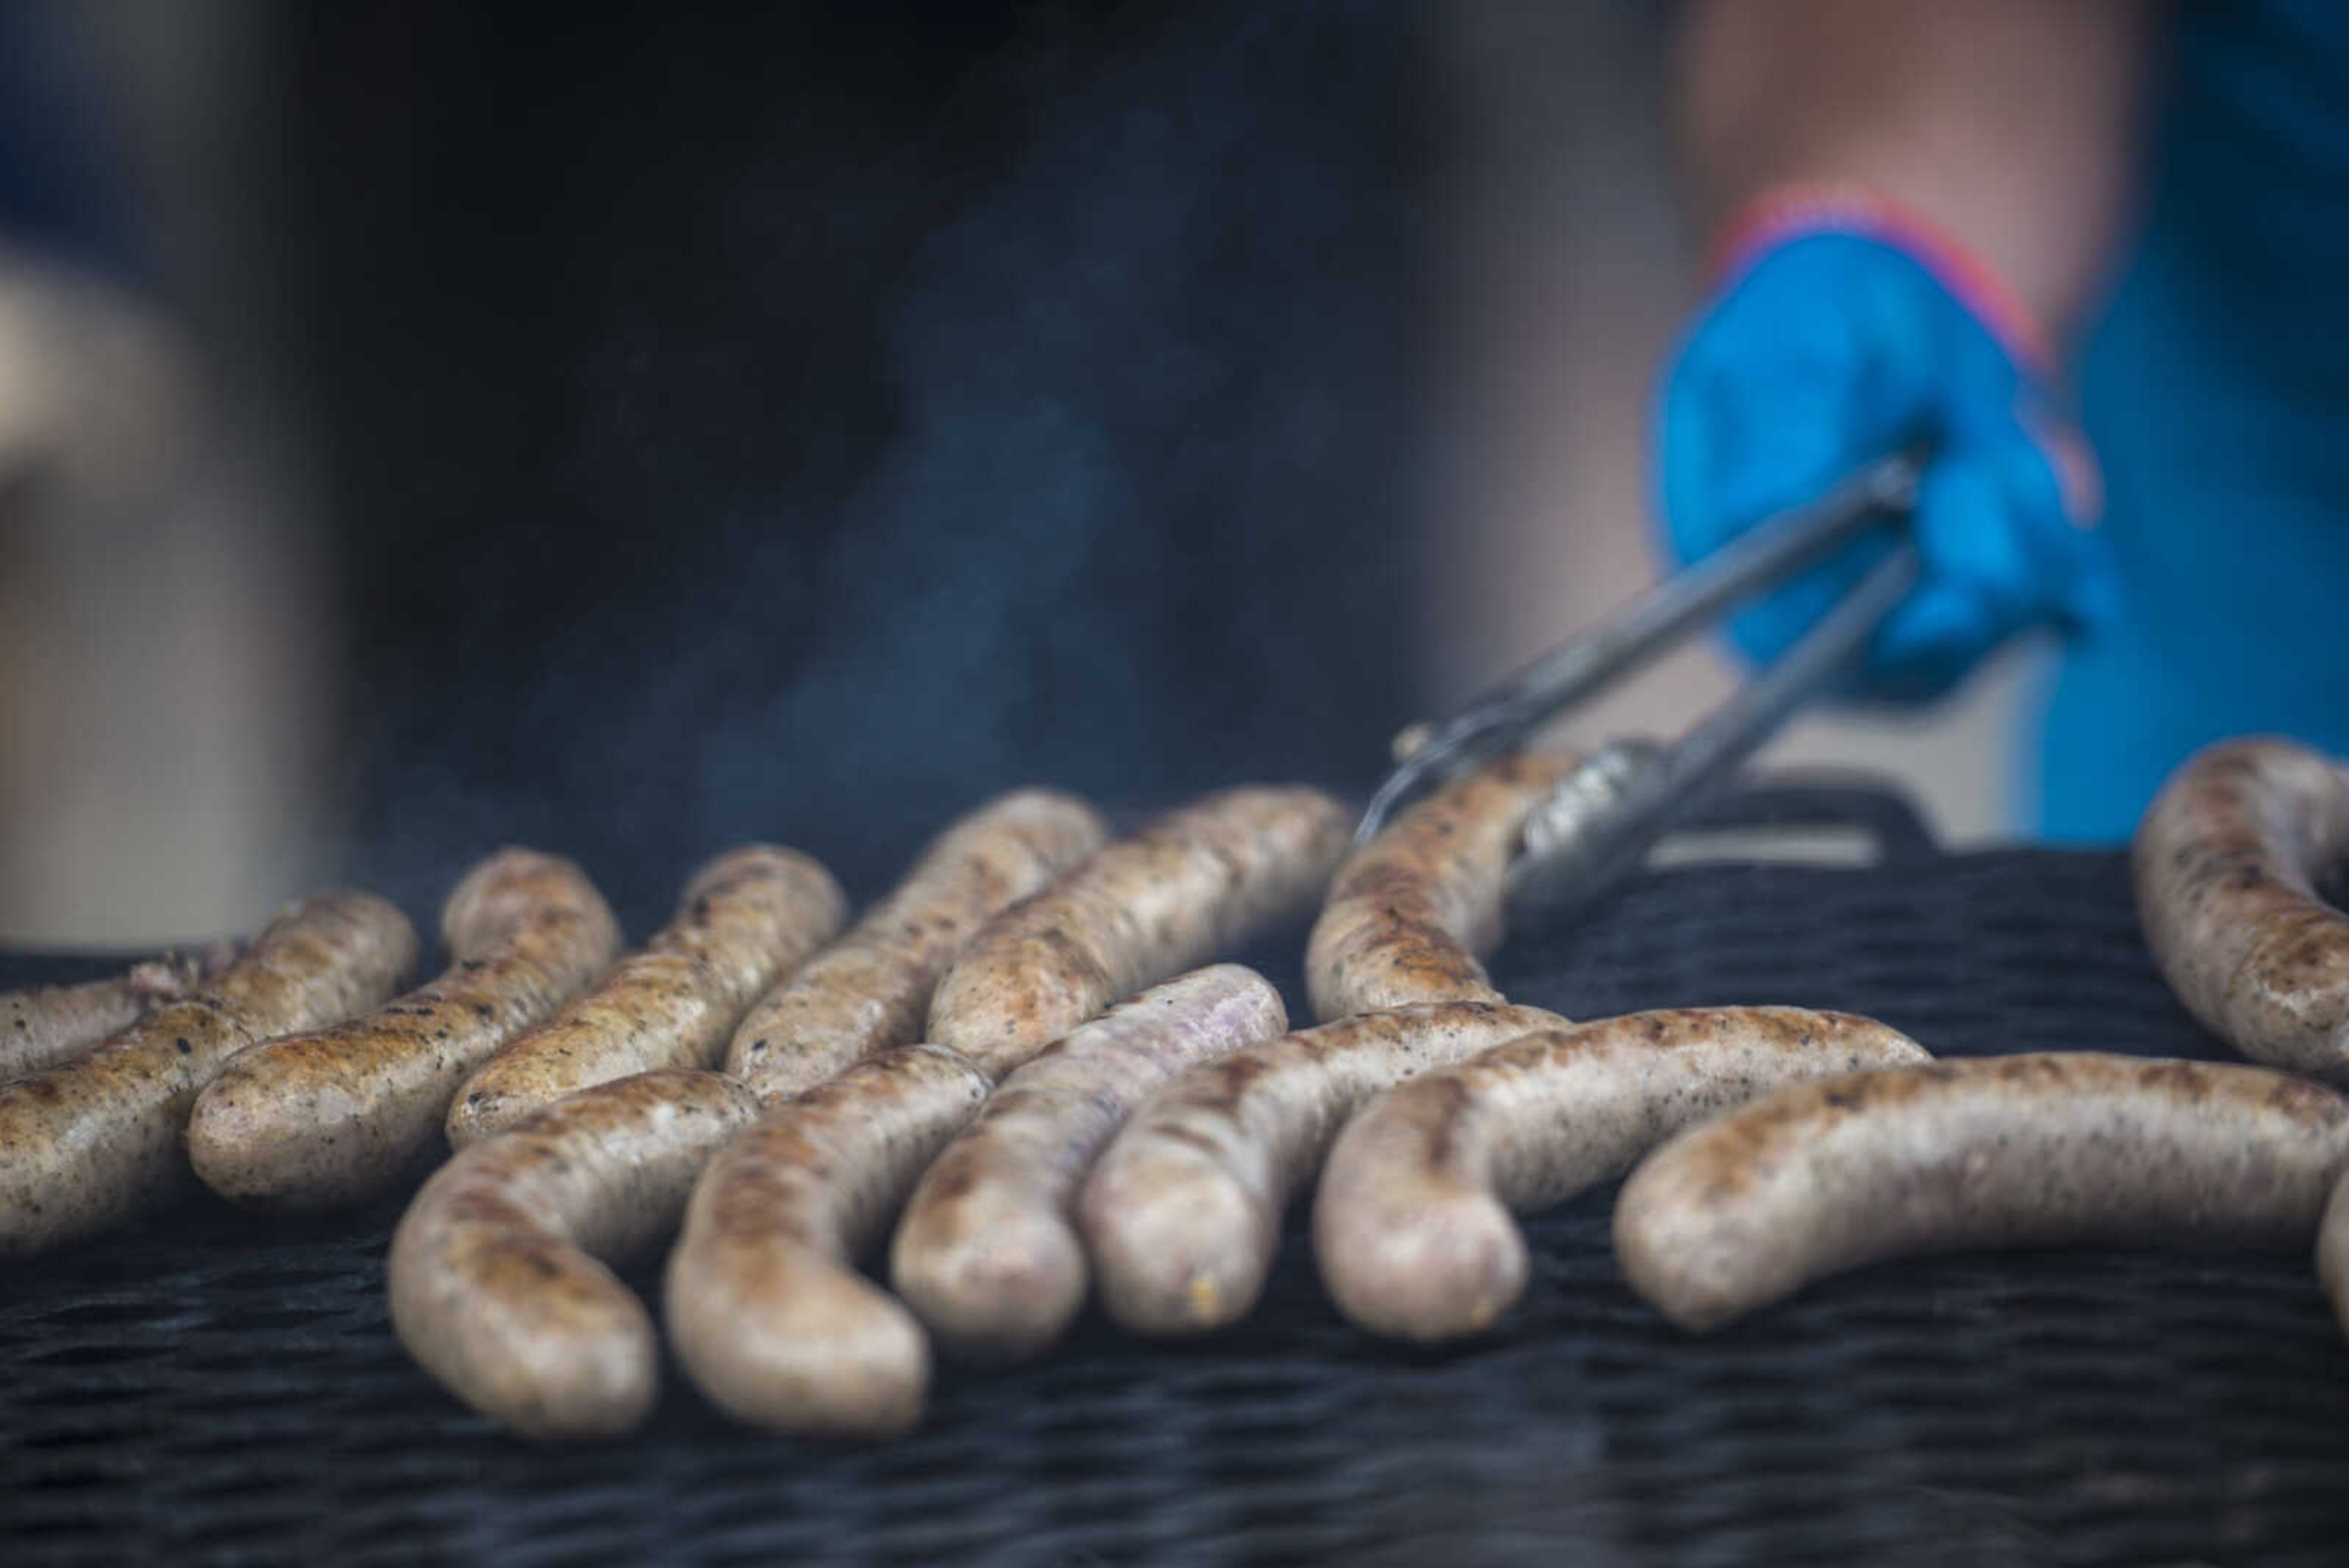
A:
1356 448 1926 927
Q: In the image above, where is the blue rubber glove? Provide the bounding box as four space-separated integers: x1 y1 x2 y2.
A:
1658 188 2118 702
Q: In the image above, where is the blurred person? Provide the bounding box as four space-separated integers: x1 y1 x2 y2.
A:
0 7 325 943
1657 1 2347 841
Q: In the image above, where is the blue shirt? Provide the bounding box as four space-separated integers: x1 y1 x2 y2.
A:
2040 0 2349 839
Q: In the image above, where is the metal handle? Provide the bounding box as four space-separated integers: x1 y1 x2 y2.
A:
1505 537 1921 926
1674 773 1940 864
1357 448 1924 847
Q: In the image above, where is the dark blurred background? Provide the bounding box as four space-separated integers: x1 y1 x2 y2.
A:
1 2 2023 943
292 1 1433 925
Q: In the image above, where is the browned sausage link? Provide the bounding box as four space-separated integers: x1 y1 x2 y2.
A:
1078 1000 1562 1334
0 891 417 1258
445 846 844 1146
929 785 1349 1079
890 965 1287 1362
389 1068 759 1440
726 790 1106 1102
1305 750 1584 1023
666 1044 990 1438
2134 736 2349 1079
187 848 621 1211
1616 1052 2349 1334
0 954 208 1083
1314 1008 1929 1343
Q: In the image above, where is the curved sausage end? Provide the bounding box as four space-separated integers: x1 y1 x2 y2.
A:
666 1251 929 1440
890 1206 1085 1364
388 1226 660 1441
1610 1195 1754 1336
1080 1151 1268 1335
1315 1182 1524 1344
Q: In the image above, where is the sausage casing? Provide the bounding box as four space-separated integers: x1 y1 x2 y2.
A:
187 847 621 1211
1305 750 1582 1022
890 965 1286 1362
446 845 843 1145
1079 1000 1561 1334
2134 736 2349 1079
1616 1052 2349 1332
928 785 1348 1079
2314 1165 2349 1347
1313 1008 1928 1342
665 1044 990 1438
727 790 1105 1101
389 1068 760 1440
0 891 417 1258
0 954 207 1083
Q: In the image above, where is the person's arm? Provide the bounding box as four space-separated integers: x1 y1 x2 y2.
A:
1653 1 2164 703
1674 0 2156 348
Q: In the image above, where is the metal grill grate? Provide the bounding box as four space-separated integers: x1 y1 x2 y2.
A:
5 842 2347 1566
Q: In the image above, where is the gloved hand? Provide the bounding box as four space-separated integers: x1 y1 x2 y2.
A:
1657 185 2118 702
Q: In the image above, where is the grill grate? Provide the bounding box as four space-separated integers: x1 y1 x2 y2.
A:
6 844 2348 1566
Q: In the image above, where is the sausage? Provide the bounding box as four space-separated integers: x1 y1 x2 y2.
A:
726 790 1105 1101
928 785 1348 1078
2315 1166 2349 1345
1615 1052 2349 1334
1305 751 1583 1023
388 1068 759 1440
2134 736 2349 1079
665 1043 990 1438
445 845 843 1146
1079 999 1562 1334
187 847 622 1211
1313 1008 1928 1342
890 965 1287 1362
0 891 417 1258
0 953 209 1083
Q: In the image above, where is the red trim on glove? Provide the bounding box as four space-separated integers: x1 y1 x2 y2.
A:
1710 181 2057 379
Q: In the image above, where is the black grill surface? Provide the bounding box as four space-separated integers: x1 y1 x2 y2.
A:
6 844 2347 1566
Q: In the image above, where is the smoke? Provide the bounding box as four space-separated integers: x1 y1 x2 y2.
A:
335 1 1425 931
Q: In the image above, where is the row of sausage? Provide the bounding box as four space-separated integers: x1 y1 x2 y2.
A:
3 735 2347 1443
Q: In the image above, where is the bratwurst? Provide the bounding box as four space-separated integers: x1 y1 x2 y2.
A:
446 845 843 1145
890 965 1286 1362
1313 1008 1927 1342
0 953 209 1083
1305 750 1582 1022
726 790 1105 1102
188 848 620 1210
389 1068 760 1440
927 786 1348 1077
1080 1000 1562 1334
666 1043 992 1438
2134 736 2349 1079
0 890 416 1257
1616 1052 2349 1332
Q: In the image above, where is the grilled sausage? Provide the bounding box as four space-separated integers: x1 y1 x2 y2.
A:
187 848 621 1211
927 786 1348 1079
1315 1008 1928 1342
1305 750 1583 1022
666 1044 990 1438
389 1068 759 1440
2315 1167 2349 1345
445 846 843 1146
1616 1052 2349 1334
891 965 1286 1362
726 790 1105 1102
1080 1000 1562 1334
2134 736 2349 1079
0 954 209 1083
0 891 415 1258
